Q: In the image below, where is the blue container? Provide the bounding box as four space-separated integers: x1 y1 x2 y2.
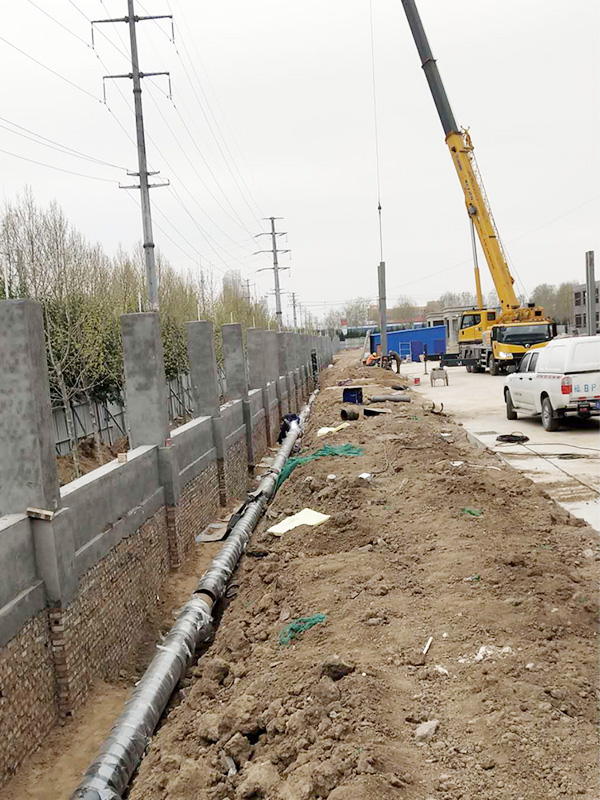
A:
342 387 363 404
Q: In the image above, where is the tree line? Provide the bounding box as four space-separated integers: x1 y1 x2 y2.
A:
0 189 274 475
326 284 576 329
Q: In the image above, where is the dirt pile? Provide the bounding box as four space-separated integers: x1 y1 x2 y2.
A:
129 352 599 800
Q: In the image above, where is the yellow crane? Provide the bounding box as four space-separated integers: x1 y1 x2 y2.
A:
400 0 555 374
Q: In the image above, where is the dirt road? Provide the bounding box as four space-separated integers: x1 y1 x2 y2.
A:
128 350 599 800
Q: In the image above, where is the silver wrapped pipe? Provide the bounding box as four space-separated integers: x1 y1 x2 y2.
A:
71 393 316 800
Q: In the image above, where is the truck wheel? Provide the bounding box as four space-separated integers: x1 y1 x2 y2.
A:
505 391 518 420
466 365 473 373
488 355 500 376
541 396 559 431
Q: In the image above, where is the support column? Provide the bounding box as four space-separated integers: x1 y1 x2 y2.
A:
222 323 255 471
187 320 227 506
121 312 182 566
0 300 60 516
264 329 283 424
247 328 274 447
0 301 77 609
278 332 295 413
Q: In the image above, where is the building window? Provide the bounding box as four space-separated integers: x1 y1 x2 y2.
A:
574 292 582 305
575 315 582 327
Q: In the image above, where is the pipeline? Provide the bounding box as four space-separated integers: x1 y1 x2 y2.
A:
71 392 318 800
368 394 411 403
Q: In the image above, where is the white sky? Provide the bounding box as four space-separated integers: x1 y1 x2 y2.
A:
1 0 598 324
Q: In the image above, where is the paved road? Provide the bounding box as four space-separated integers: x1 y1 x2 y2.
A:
401 360 600 530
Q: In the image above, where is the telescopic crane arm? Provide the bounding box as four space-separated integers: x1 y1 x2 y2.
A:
400 0 522 315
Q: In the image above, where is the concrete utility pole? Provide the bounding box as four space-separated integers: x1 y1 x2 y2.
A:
93 0 171 311
378 261 388 360
255 217 290 331
585 250 596 336
290 292 299 330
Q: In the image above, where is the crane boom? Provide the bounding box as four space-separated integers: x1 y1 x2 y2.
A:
400 0 521 314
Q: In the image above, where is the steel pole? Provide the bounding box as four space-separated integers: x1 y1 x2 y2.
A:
271 217 283 330
378 261 388 361
127 0 158 310
585 251 596 335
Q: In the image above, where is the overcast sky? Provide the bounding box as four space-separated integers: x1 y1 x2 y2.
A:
1 0 598 324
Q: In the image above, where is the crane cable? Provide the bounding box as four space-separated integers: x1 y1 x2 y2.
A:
369 0 384 263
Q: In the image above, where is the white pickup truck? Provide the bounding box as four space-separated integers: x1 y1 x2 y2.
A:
504 335 600 431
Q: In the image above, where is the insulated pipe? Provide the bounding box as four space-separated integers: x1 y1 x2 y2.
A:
368 395 411 403
71 391 318 800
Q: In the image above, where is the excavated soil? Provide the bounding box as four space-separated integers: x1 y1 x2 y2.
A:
127 351 599 800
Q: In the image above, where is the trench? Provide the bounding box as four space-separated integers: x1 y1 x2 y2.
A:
70 394 317 800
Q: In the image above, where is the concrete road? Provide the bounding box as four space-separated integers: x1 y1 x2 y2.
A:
401 360 600 530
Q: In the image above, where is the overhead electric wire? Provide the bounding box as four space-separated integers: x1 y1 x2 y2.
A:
140 0 266 222
0 116 127 170
0 146 117 183
170 17 266 222
144 82 261 245
157 10 266 228
0 34 100 102
26 0 92 48
369 0 384 263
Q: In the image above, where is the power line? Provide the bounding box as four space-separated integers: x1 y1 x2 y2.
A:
26 0 92 47
0 34 100 102
164 17 265 229
0 146 117 183
0 116 127 170
144 84 260 243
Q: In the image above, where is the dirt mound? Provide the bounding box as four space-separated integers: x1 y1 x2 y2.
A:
129 354 599 800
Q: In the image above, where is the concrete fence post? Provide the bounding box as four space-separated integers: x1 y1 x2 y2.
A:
0 300 60 516
222 323 255 471
264 330 283 423
247 328 274 447
187 320 227 506
278 332 295 413
0 301 77 609
121 312 183 567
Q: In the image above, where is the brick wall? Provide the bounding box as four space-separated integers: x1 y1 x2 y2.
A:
225 437 248 502
53 507 170 718
177 462 220 554
252 415 267 463
0 612 57 786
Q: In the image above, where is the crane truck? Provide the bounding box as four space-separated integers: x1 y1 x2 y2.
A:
400 0 556 374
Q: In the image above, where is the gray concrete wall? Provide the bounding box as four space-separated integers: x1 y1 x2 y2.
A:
171 416 216 486
0 514 45 648
0 314 331 661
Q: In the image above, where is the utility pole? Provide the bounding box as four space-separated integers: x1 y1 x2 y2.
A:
93 1 171 311
585 251 596 336
378 262 388 362
290 292 299 330
254 217 290 331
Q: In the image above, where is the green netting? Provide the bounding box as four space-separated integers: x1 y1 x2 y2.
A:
279 613 327 646
276 444 365 489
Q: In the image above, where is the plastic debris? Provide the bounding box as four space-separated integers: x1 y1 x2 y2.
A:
358 472 373 483
423 636 433 655
326 474 337 481
461 507 483 516
317 422 351 437
268 508 330 536
279 613 327 646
